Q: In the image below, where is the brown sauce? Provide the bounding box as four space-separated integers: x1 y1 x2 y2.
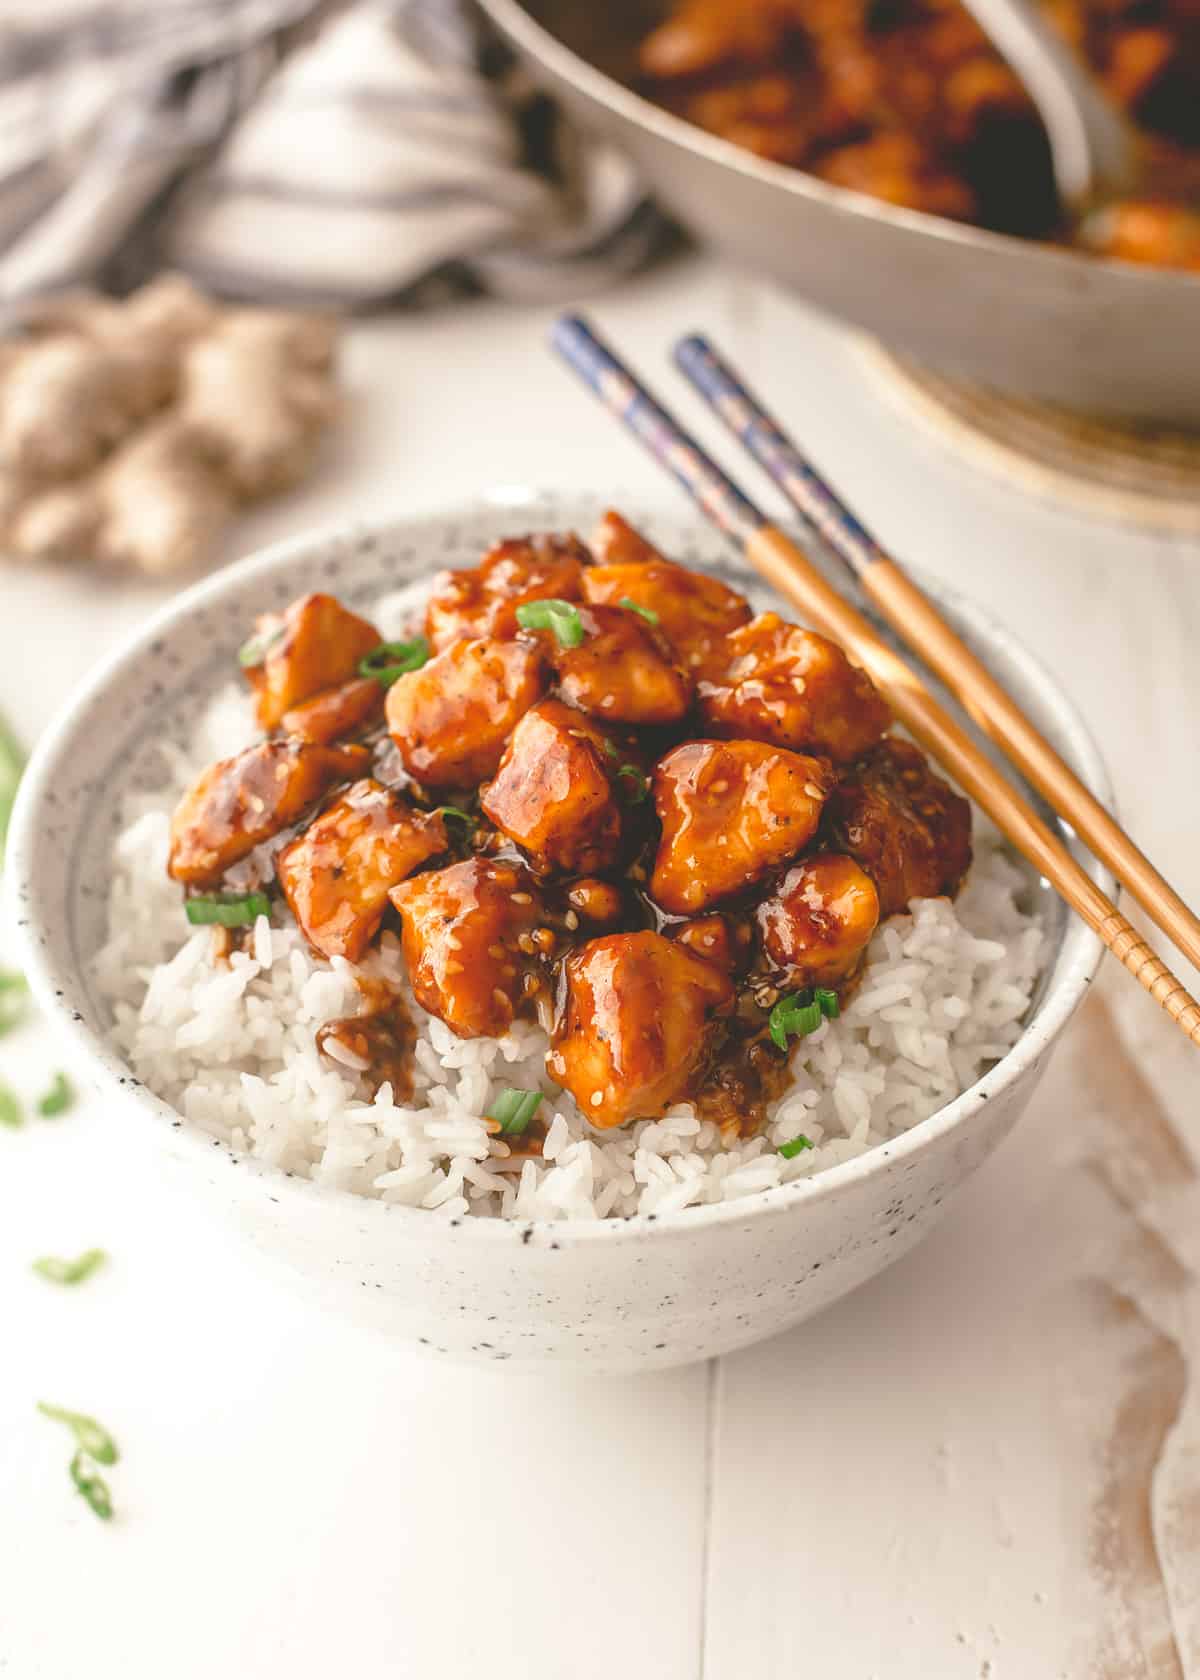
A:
316 980 417 1102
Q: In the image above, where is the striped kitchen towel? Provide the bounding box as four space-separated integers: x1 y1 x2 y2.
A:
0 0 659 310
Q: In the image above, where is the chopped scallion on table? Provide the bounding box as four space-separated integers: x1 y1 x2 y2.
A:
778 1134 814 1159
69 1450 113 1521
0 967 29 1037
618 595 660 626
0 1082 22 1128
489 1089 544 1137
37 1072 74 1117
33 1248 107 1286
358 637 430 687
37 1403 119 1465
514 598 585 648
0 707 25 867
184 891 271 928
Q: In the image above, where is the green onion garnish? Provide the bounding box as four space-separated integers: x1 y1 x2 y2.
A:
618 595 659 626
37 1072 74 1118
0 967 29 1037
37 1403 119 1465
617 764 649 803
69 1451 113 1521
237 621 286 669
358 637 430 687
778 1133 814 1159
0 707 25 869
515 599 585 649
0 1082 22 1128
33 1248 107 1286
184 891 271 928
814 987 840 1021
489 1088 544 1137
768 991 823 1051
435 806 476 832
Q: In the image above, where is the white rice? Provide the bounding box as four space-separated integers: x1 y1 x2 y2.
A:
94 648 1046 1222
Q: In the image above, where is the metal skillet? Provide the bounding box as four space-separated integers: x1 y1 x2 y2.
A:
478 0 1200 425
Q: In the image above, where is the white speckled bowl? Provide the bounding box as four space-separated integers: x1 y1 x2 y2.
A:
6 492 1112 1370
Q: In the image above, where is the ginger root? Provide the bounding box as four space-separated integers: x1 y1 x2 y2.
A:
0 276 339 573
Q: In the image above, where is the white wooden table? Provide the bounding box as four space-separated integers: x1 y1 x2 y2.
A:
3 255 1198 1679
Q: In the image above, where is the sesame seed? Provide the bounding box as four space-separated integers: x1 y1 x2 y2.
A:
591 1091 604 1107
710 779 729 794
487 944 506 960
493 987 511 1011
804 783 823 799
564 910 580 930
511 892 532 905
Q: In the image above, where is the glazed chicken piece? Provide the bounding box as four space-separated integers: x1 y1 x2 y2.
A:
481 699 626 876
814 132 977 219
530 602 693 725
547 931 734 1129
168 740 369 886
669 912 750 974
424 533 589 651
243 593 381 730
566 877 628 928
278 781 447 961
757 853 881 985
1083 201 1200 271
585 511 751 675
385 636 546 788
650 739 833 914
638 0 801 79
698 613 891 764
389 858 545 1038
825 737 972 916
280 676 383 745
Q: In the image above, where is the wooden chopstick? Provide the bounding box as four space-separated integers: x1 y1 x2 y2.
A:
674 333 1200 979
550 313 1200 1049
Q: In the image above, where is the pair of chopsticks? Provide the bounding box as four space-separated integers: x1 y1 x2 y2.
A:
550 314 1200 1051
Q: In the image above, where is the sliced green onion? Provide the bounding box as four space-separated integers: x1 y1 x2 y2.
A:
37 1072 74 1118
618 595 659 626
185 891 271 928
37 1403 119 1466
435 805 476 832
0 707 25 869
778 1133 814 1159
617 764 649 804
69 1450 113 1521
0 1082 22 1128
515 599 585 649
598 737 620 763
237 621 286 669
814 987 840 1021
0 967 29 1037
33 1248 107 1286
489 1088 544 1137
358 638 430 687
768 991 824 1052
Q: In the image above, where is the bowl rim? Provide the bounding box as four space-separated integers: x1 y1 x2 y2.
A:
478 0 1200 298
6 489 1113 1246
